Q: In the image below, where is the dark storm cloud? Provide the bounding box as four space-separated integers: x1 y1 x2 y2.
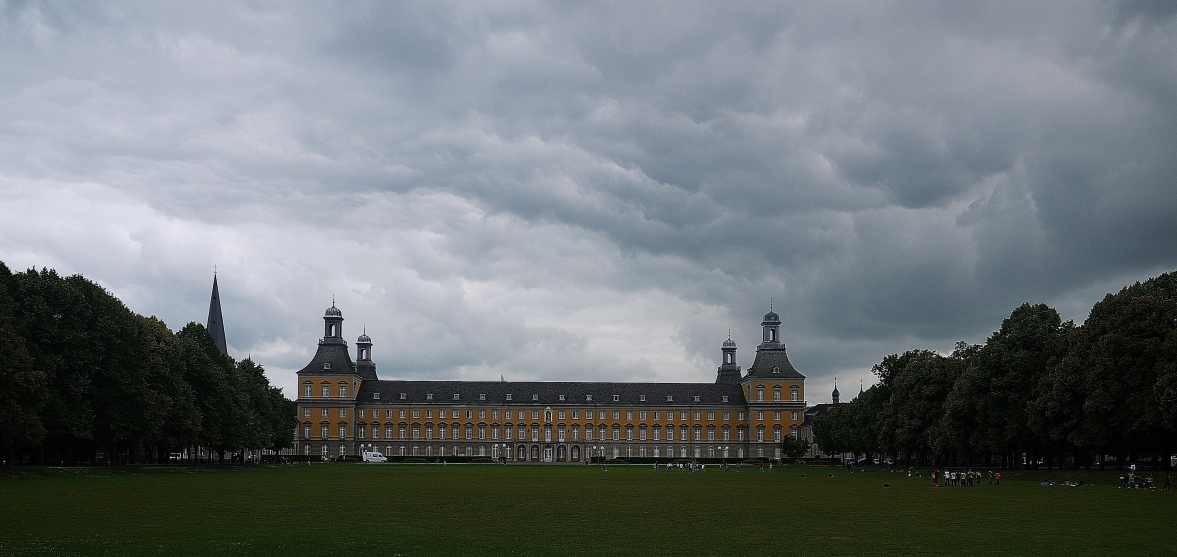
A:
0 0 1174 398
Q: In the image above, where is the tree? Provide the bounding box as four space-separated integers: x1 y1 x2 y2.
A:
779 435 811 458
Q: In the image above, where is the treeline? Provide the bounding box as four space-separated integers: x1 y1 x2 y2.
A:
0 262 297 464
814 271 1177 470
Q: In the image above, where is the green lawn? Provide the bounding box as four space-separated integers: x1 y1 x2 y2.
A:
0 463 1172 556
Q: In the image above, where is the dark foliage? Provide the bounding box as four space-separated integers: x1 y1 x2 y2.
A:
814 272 1177 469
0 262 295 464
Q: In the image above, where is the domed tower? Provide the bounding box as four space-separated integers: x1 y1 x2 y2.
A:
715 334 742 384
354 328 378 380
322 303 344 345
742 303 807 460
832 377 840 405
295 303 364 460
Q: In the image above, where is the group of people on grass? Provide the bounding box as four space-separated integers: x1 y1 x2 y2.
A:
931 469 998 487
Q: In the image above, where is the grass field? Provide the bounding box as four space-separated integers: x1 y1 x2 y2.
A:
0 463 1172 556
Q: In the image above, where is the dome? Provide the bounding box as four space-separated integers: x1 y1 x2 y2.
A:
324 305 342 318
762 309 780 323
722 337 737 349
357 333 372 344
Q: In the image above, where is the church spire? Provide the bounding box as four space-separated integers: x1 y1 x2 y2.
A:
207 272 227 354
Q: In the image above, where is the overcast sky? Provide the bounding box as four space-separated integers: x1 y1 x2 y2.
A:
1 1 1175 400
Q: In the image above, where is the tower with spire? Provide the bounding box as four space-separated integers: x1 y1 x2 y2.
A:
207 272 227 354
715 331 742 384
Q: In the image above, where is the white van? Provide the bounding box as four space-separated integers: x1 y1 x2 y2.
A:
362 451 387 463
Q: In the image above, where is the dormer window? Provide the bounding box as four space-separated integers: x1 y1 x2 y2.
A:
532 394 539 401
773 366 780 374
585 394 592 401
693 395 700 402
612 394 619 402
480 393 486 401
454 393 460 400
399 393 407 400
426 393 433 400
506 394 513 401
558 394 565 401
323 362 331 370
639 395 646 402
373 392 380 400
666 395 673 402
721 396 729 402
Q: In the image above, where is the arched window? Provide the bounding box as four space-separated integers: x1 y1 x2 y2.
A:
756 425 765 443
773 425 782 443
357 423 366 439
320 423 329 438
302 423 311 438
706 425 715 441
371 423 380 439
338 423 347 439
625 425 634 441
722 425 730 441
790 425 799 438
773 386 782 401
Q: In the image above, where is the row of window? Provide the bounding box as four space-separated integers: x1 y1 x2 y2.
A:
302 382 802 404
302 407 801 423
302 421 800 443
305 443 785 460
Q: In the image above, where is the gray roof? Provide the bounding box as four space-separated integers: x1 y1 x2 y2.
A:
296 342 357 375
745 347 805 379
356 380 748 406
801 403 839 427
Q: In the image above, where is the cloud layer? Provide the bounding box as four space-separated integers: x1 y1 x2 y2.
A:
2 1 1175 399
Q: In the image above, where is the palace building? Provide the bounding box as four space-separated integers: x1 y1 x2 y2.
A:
294 305 807 462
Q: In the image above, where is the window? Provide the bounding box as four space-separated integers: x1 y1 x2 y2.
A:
413 409 420 418
303 382 312 397
532 394 539 401
666 395 673 402
303 408 311 417
492 410 499 419
385 424 393 439
454 393 460 400
756 386 764 401
694 412 701 421
321 408 329 417
599 410 607 419
399 425 407 439
721 395 728 402
339 424 347 438
531 410 539 420
693 426 702 441
586 394 592 401
479 393 486 401
506 393 512 401
584 424 593 441
339 382 348 397
359 409 366 418
321 424 329 438
339 408 347 417
625 425 634 441
399 409 407 419
386 409 394 418
413 425 420 440
613 394 620 402
372 392 380 400
612 426 620 441
479 409 485 420
558 410 566 420
774 426 782 443
773 386 782 401
666 426 674 441
478 425 486 440
399 393 406 400
639 394 646 402
426 393 433 400
358 424 366 439
324 362 332 370
693 396 700 402
372 423 380 439
572 410 579 419
667 411 674 421
639 411 646 420
639 425 647 441
707 412 715 420
505 410 512 419
504 425 511 440
427 409 434 418
572 424 580 441
303 424 311 438
653 425 661 441
613 411 620 420
321 383 330 397
722 425 730 441
756 426 765 443
722 412 730 421
738 428 745 441
466 425 473 440
774 411 781 421
707 425 715 441
626 411 633 420
559 394 565 401
558 425 566 442
466 410 473 419
790 386 799 401
531 426 539 442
